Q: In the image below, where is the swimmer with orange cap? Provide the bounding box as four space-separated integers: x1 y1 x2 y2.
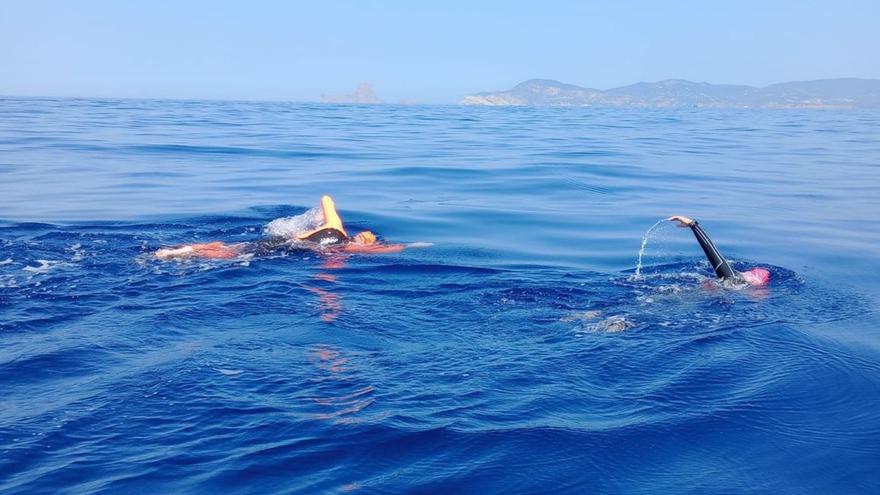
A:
155 195 404 260
668 215 770 286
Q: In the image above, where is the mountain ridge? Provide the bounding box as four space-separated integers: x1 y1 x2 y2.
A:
461 78 880 108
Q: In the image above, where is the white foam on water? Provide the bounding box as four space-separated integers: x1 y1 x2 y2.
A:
590 315 634 333
560 310 603 323
570 313 635 334
67 243 85 261
22 260 65 274
0 258 12 266
263 207 323 239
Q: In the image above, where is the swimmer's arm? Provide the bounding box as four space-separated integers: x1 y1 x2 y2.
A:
668 216 738 279
155 245 195 260
342 242 405 254
340 230 406 254
155 241 244 260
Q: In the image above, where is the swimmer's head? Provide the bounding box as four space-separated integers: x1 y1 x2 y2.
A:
353 231 377 245
741 267 770 286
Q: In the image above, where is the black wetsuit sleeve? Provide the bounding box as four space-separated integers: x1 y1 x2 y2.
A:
689 221 738 279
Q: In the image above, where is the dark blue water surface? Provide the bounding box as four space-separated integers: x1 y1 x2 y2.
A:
1 98 879 494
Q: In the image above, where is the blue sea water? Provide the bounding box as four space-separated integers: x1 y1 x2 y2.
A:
1 97 879 494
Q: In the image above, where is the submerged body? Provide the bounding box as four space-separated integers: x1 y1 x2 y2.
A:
155 195 404 260
668 215 770 287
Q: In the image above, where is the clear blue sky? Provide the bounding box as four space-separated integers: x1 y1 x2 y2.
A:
2 0 877 103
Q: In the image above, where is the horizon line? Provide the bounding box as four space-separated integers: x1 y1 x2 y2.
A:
2 75 878 105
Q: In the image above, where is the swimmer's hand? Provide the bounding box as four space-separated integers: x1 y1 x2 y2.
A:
155 246 195 259
667 215 695 227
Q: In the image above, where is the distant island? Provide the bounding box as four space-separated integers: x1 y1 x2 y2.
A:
319 83 422 105
321 83 383 104
461 78 880 109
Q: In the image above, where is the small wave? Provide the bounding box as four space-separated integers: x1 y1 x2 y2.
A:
123 143 353 159
566 311 636 333
215 368 244 376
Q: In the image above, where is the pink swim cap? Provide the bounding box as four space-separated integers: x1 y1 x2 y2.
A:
741 268 770 286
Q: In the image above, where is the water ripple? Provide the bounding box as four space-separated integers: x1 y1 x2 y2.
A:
1 100 879 493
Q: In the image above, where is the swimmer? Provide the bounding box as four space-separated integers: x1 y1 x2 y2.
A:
667 215 770 286
155 195 405 260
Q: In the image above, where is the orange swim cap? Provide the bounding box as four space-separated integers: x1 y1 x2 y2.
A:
353 231 377 245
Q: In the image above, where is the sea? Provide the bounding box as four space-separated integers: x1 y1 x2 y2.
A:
1 97 879 494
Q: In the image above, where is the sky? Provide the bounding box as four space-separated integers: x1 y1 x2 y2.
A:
1 0 878 103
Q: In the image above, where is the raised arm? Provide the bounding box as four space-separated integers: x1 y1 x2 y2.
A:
667 216 738 280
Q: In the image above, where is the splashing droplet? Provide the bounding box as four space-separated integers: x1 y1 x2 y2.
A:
635 219 666 278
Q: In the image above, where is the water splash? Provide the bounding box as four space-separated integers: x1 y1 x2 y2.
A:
634 219 666 278
263 206 323 238
22 259 67 274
